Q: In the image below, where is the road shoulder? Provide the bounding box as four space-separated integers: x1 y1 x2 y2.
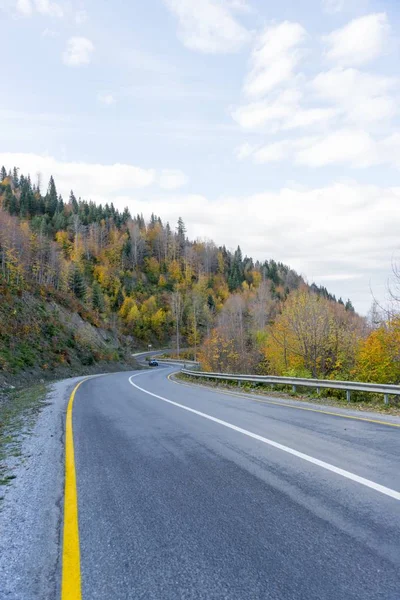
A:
171 373 400 427
0 376 86 600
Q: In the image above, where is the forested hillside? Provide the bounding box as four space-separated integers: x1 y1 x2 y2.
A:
1 166 399 386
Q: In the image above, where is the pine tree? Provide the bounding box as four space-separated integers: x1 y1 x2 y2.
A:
207 294 216 311
0 166 6 181
69 191 79 214
228 246 244 291
3 185 17 214
265 259 279 285
122 207 130 224
92 281 105 312
176 217 186 258
45 176 58 217
113 287 124 310
68 264 86 300
12 167 20 188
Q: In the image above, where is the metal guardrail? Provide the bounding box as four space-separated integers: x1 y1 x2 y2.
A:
158 359 200 368
180 369 400 405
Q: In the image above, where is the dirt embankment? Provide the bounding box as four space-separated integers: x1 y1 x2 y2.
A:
0 290 144 394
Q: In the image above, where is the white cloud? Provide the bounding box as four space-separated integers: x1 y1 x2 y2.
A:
253 137 317 164
159 169 189 190
16 0 32 16
253 140 294 163
98 92 115 105
232 88 337 132
323 13 390 66
63 37 94 67
75 9 87 24
163 0 250 53
311 67 398 125
244 21 307 97
380 133 400 168
284 106 338 129
242 129 400 169
0 153 156 197
232 89 301 129
295 129 379 167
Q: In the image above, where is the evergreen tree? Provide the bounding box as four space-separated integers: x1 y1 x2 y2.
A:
207 294 216 311
122 207 130 224
228 246 244 291
68 264 86 300
265 259 280 285
45 176 58 217
12 167 20 188
92 281 105 312
0 166 6 181
345 299 355 312
3 185 17 214
52 210 67 231
113 287 124 310
176 217 186 258
69 190 79 214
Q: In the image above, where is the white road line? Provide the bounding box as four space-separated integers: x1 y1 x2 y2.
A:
129 374 400 501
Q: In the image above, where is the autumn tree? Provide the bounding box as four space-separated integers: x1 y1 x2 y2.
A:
265 287 364 378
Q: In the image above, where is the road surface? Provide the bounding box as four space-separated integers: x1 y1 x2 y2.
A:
66 366 400 600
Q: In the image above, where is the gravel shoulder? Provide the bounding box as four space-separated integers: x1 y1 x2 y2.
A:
0 376 87 600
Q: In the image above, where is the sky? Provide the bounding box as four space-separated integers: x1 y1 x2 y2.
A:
1 0 400 313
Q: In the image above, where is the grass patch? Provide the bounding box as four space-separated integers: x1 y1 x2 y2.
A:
0 383 48 490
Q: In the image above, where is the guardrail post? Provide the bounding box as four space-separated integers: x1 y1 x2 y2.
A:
292 385 297 393
384 394 389 405
317 387 320 395
346 390 351 403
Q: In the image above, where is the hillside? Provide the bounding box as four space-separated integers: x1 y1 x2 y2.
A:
1 165 398 388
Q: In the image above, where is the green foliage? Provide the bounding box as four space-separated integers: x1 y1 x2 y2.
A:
68 264 86 300
283 367 313 379
92 281 105 312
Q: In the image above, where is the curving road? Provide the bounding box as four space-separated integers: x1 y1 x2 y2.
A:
70 367 400 600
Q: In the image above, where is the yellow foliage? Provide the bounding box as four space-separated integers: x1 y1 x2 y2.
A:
150 308 166 335
168 260 181 283
55 231 72 258
119 296 136 319
355 319 400 383
199 329 240 373
127 304 140 323
265 287 364 378
251 270 262 288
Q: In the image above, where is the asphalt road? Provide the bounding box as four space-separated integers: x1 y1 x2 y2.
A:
72 367 400 600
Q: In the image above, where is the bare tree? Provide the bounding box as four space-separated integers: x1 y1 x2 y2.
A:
127 220 145 269
171 290 184 357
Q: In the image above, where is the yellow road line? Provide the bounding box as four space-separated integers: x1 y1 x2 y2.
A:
168 374 400 429
61 379 86 600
